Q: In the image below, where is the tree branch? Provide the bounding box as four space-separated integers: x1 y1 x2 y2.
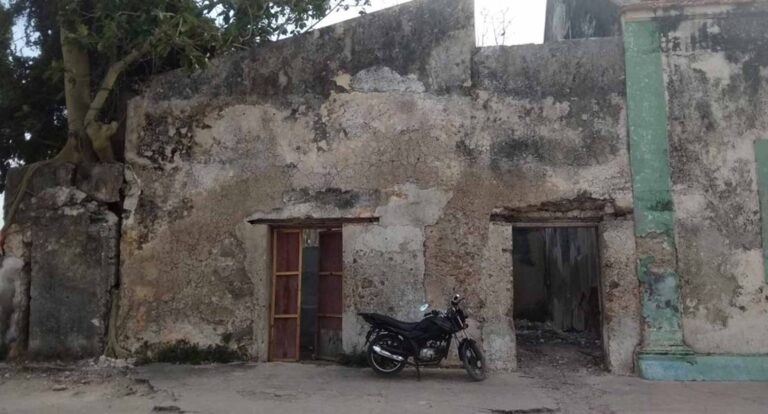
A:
83 39 154 129
302 0 346 34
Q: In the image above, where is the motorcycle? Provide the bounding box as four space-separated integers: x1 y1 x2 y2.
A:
359 294 486 381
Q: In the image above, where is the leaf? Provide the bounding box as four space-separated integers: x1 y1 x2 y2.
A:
0 0 343 177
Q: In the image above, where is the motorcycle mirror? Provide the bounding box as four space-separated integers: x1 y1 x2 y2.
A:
419 303 429 312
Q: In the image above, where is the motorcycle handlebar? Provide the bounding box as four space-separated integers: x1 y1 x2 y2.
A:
451 294 465 306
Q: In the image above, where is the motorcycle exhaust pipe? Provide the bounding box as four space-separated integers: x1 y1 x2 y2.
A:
372 345 405 362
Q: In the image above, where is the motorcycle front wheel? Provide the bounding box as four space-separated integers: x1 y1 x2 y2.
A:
461 340 487 381
367 333 406 376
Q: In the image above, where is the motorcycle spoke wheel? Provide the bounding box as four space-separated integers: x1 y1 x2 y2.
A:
367 334 406 376
462 341 487 381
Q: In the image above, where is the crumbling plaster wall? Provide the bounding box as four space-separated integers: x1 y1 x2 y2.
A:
120 0 637 371
119 0 476 360
0 163 122 359
657 3 768 354
599 218 640 374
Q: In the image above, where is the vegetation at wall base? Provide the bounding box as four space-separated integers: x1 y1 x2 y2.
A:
144 340 246 365
337 351 369 367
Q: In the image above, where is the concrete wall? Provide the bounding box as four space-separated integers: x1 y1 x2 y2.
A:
0 163 121 359
118 0 638 371
598 218 640 374
655 3 768 354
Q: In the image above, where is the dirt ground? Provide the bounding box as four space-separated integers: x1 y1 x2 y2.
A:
1 355 768 414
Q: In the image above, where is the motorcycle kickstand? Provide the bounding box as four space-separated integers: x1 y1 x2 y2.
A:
415 360 421 381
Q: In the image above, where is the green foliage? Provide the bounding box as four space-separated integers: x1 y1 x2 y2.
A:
0 2 67 192
57 0 223 72
0 0 368 191
148 339 245 365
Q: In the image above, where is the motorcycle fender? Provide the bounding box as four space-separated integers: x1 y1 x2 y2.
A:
458 338 476 360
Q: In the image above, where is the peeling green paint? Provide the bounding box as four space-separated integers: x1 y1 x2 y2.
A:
623 19 687 356
754 139 768 283
624 20 676 238
638 353 768 381
636 256 654 283
624 15 768 381
638 256 684 347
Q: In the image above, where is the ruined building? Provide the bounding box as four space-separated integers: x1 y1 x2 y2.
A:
1 0 768 381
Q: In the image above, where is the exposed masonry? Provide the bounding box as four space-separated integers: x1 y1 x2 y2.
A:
658 4 768 354
115 0 637 373
0 163 122 359
2 0 767 379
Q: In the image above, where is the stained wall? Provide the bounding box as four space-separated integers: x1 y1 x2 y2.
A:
119 0 637 371
656 3 768 353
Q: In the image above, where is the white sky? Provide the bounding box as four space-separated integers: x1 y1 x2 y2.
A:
9 0 547 54
0 0 546 227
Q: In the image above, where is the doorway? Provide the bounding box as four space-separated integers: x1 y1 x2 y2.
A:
269 227 343 361
512 225 604 371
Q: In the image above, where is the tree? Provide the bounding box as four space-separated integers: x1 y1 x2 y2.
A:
1 2 67 195
0 0 367 246
476 5 514 46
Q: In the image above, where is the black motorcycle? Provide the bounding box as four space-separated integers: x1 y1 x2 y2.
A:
359 294 486 381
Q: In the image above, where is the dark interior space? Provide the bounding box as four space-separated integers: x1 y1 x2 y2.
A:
513 226 604 372
299 229 343 361
300 231 320 360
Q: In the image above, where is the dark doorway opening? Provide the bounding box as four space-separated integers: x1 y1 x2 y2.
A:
512 226 604 372
270 227 343 362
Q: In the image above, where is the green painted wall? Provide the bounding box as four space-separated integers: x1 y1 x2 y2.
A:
638 354 768 381
755 140 768 284
623 20 686 351
624 21 676 237
626 16 768 381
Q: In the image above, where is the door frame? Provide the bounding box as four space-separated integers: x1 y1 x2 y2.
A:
269 228 303 362
316 228 343 360
510 222 608 367
268 225 344 361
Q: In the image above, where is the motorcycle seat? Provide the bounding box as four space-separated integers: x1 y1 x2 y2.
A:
360 313 420 332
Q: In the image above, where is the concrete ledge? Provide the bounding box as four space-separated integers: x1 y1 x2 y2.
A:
638 353 768 381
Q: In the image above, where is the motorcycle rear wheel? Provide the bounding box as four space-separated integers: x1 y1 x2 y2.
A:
461 340 487 381
367 333 406 376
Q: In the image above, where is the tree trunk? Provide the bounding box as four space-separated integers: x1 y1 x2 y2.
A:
1 20 148 246
0 26 96 247
59 26 94 163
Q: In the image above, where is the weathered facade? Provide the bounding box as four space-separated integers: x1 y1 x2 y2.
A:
2 0 768 381
0 163 122 359
116 0 637 373
624 0 768 380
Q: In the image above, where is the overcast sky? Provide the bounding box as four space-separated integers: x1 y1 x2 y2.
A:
0 0 546 226
10 0 545 51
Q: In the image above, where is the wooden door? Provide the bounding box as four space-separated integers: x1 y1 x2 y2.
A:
270 229 302 361
544 227 600 333
513 226 601 334
317 230 343 358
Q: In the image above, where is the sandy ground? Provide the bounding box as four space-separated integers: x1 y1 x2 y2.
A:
1 354 768 414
